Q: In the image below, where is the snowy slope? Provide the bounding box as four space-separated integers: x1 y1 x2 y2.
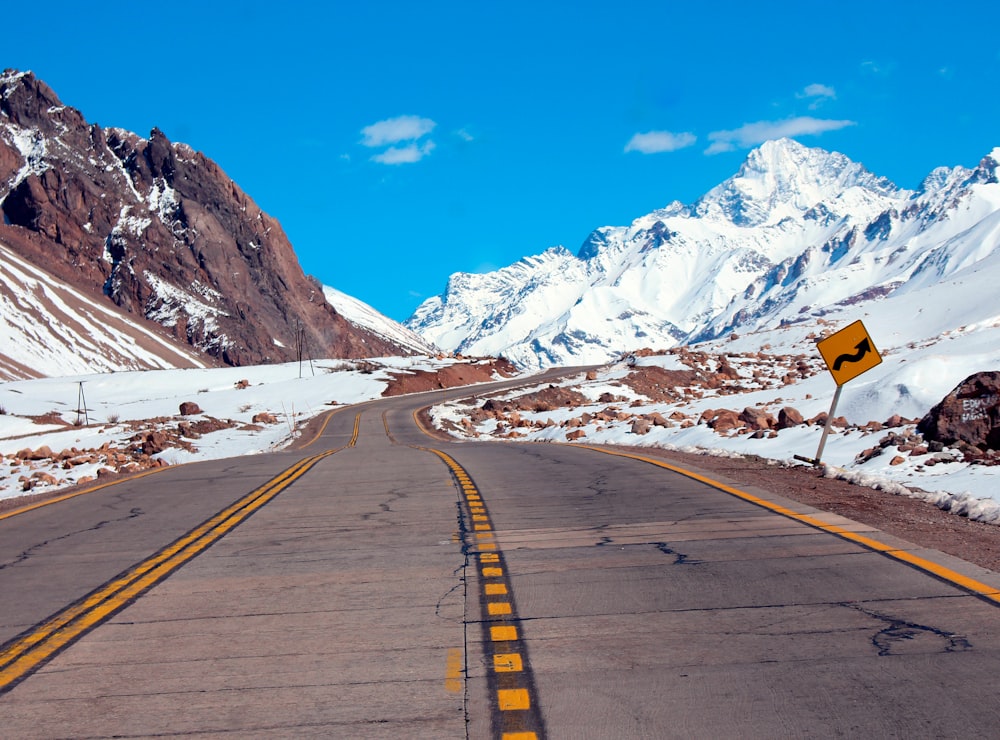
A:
0 240 209 380
408 139 1000 370
322 285 438 355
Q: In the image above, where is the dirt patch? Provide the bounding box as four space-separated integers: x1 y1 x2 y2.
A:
617 365 705 403
381 358 518 397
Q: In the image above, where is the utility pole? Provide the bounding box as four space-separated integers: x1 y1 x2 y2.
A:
76 381 89 426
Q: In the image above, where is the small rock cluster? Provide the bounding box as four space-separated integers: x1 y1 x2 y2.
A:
2 400 283 493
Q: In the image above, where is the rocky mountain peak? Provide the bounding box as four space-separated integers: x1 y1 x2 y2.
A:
693 138 899 227
0 69 412 369
409 139 1000 370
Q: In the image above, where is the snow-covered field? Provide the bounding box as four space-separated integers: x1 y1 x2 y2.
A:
0 356 469 503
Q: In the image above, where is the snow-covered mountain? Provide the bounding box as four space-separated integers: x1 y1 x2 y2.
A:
0 239 209 380
322 285 438 355
407 138 1000 369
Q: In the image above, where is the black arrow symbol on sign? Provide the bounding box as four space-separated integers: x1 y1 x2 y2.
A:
832 338 872 371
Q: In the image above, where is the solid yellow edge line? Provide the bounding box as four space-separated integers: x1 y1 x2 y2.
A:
0 399 355 524
0 450 334 687
0 467 169 523
575 444 1000 604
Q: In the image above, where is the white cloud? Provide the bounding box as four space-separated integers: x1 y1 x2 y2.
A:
800 83 836 99
705 116 856 155
797 83 836 109
455 128 475 142
371 140 437 165
361 115 437 147
624 130 697 154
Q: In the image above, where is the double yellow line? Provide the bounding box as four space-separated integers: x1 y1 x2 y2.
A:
0 448 338 694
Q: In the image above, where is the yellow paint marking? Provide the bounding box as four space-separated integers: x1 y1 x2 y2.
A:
478 543 498 551
475 523 492 531
491 625 518 641
300 405 348 448
577 444 1000 606
488 602 513 615
503 734 538 740
483 567 504 577
476 532 495 540
445 648 463 693
348 413 361 447
494 653 523 672
485 583 508 595
473 515 489 522
0 450 336 692
0 468 169 522
480 553 500 562
498 688 531 711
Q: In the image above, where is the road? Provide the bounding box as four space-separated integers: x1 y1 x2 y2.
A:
2 376 1000 738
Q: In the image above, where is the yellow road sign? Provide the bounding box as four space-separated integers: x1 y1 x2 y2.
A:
817 319 882 386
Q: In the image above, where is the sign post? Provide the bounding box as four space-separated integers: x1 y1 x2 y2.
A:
799 320 882 466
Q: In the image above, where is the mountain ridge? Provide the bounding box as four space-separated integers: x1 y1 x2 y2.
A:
407 138 1000 369
0 69 416 376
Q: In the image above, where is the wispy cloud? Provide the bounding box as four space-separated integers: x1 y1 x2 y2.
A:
797 83 836 109
371 140 437 165
361 115 436 147
705 116 856 155
624 130 697 154
861 60 894 76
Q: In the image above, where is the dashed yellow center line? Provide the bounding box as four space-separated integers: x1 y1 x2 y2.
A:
491 625 519 641
417 446 547 739
494 652 523 672
499 688 532 710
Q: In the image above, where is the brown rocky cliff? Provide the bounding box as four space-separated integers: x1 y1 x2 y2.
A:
0 69 406 366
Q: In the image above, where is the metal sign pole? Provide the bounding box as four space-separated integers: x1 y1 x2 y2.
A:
813 383 843 465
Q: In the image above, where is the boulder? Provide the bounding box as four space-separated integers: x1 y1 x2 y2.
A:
707 409 742 433
21 445 54 461
630 419 652 435
646 412 670 427
140 431 170 456
179 401 202 416
777 407 804 430
739 407 776 431
917 371 1000 450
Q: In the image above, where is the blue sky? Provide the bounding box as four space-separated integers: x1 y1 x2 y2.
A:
7 1 1000 321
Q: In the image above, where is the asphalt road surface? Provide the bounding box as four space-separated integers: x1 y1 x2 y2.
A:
2 376 1000 738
